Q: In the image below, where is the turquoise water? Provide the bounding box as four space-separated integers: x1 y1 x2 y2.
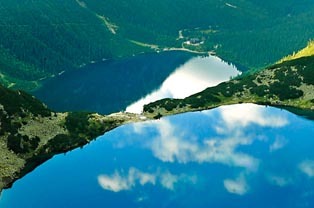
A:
1 104 314 208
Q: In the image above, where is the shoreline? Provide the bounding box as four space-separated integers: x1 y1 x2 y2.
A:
162 47 213 55
0 112 150 195
2 100 313 195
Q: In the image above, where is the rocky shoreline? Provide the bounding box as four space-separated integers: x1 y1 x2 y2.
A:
0 110 148 194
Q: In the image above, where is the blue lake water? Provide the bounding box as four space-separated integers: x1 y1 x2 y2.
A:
1 104 314 208
33 51 239 114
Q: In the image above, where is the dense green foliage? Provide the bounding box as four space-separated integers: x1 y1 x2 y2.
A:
270 55 314 85
84 0 314 69
1 0 314 90
7 134 40 154
0 0 149 89
301 67 314 85
0 85 50 116
65 112 110 138
41 134 83 154
65 112 90 136
0 84 51 151
59 112 117 152
0 84 50 153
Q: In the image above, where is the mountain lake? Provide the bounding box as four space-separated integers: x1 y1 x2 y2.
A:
1 52 313 207
1 104 314 207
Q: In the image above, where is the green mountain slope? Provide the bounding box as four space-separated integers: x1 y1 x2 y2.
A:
83 0 314 69
0 84 145 193
279 40 314 63
143 54 314 119
0 0 150 90
2 0 314 90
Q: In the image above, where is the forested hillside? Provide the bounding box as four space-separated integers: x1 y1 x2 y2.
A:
0 0 149 90
1 0 314 90
83 0 314 69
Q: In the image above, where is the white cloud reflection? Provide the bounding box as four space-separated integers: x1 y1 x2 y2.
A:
160 171 180 190
133 104 289 172
147 119 259 171
217 104 289 133
267 175 293 187
270 136 288 152
224 173 249 195
126 55 240 113
123 104 290 195
299 160 314 178
98 168 156 192
98 168 192 192
127 104 290 174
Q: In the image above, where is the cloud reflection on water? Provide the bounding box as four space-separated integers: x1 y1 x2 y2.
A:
134 104 288 171
267 175 293 187
149 118 259 171
299 160 314 178
223 173 249 195
215 104 289 133
126 55 240 114
98 167 194 192
269 136 288 152
100 104 292 195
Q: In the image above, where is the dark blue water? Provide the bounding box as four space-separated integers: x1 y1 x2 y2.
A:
33 51 240 115
33 51 194 114
1 104 314 208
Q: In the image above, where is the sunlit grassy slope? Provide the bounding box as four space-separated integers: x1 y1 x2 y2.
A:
279 40 314 63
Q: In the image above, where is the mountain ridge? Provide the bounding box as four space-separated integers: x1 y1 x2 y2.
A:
143 47 314 119
0 84 147 193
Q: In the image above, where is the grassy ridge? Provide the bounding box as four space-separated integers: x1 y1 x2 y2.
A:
0 83 144 193
279 40 314 63
143 55 314 118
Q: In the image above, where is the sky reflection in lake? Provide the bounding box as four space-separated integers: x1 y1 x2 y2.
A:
99 104 314 207
126 55 240 113
1 104 314 208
